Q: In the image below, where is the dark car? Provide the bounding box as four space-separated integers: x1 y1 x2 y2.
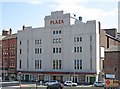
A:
46 82 64 89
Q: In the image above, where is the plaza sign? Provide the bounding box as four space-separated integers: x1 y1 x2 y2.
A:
50 20 64 25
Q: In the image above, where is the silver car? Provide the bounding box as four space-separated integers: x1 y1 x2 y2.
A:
93 81 105 87
45 80 59 86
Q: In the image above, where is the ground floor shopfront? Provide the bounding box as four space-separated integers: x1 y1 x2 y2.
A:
2 68 17 81
18 71 97 84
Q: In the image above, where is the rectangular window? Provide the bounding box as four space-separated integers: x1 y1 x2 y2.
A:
80 60 82 69
59 30 61 34
40 39 42 44
53 48 55 53
74 47 76 53
20 41 22 45
80 47 82 52
77 47 79 52
40 60 42 69
77 60 79 69
53 39 56 43
59 60 61 69
56 60 58 69
74 60 76 69
40 48 42 53
80 37 82 41
74 37 76 42
19 60 21 68
56 31 58 34
20 49 22 54
53 31 55 34
35 48 37 54
77 37 79 42
59 38 62 43
59 48 61 53
56 48 58 53
53 60 55 69
74 60 82 70
35 60 41 69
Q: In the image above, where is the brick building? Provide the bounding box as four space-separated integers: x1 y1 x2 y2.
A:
100 28 120 81
2 29 17 81
104 46 120 81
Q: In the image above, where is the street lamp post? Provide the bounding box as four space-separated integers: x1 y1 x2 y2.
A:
72 50 75 83
18 72 21 89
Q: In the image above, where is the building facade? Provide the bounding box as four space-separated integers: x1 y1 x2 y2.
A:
118 1 120 32
0 35 6 81
17 11 101 84
104 46 120 81
100 28 120 81
2 29 17 81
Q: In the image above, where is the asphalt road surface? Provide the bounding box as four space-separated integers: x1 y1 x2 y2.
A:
1 87 104 89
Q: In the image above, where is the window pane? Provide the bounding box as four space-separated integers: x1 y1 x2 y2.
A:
56 60 58 69
59 30 61 34
53 60 55 69
53 48 55 53
59 60 61 69
56 48 58 53
77 47 79 52
80 47 82 52
59 48 61 53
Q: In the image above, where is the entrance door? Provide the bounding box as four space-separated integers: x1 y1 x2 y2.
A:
53 76 56 80
25 75 29 82
90 77 95 84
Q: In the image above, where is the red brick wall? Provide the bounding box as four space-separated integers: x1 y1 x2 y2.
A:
104 51 120 81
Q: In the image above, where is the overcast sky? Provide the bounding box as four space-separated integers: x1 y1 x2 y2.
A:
0 0 119 34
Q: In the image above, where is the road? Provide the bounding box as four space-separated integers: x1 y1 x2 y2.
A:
0 81 104 89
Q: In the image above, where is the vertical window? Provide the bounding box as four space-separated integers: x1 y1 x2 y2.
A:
56 31 58 34
40 39 42 44
56 39 58 43
74 60 77 69
53 39 56 43
77 47 79 52
80 47 82 52
56 48 58 53
59 48 61 53
74 60 82 70
53 60 55 69
56 60 58 69
20 41 22 45
74 37 76 42
77 37 79 42
59 60 61 69
77 60 79 69
80 37 82 41
53 31 55 34
74 47 76 53
59 30 61 34
20 49 22 54
35 60 41 69
19 60 21 68
59 38 61 43
40 48 42 53
40 60 42 69
53 48 55 53
80 60 82 69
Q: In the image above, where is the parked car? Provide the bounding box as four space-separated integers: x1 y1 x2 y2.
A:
46 82 64 89
64 81 77 86
45 80 59 86
93 81 105 87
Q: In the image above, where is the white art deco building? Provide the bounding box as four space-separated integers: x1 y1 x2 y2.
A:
17 11 101 84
